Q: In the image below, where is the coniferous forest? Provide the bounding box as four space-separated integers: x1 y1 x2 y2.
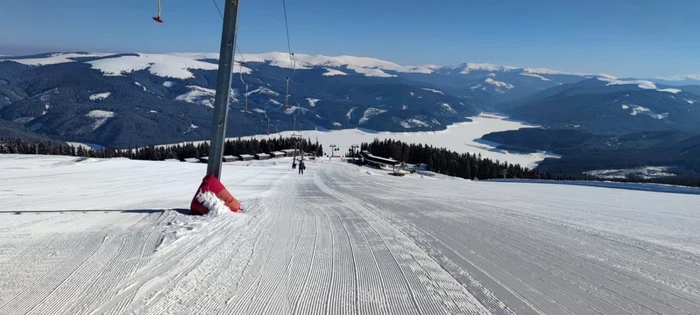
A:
360 138 548 180
359 138 700 188
0 137 323 161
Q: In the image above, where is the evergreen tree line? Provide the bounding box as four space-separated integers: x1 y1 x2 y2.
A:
359 138 548 180
0 137 323 162
358 138 700 188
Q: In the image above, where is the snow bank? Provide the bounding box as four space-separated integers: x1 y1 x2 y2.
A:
89 92 111 101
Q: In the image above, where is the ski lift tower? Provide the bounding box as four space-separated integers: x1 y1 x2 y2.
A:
291 132 303 162
329 144 338 160
206 0 240 179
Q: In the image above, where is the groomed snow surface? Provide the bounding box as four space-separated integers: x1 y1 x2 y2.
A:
1 154 699 314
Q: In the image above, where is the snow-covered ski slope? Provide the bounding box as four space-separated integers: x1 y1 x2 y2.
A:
1 154 699 315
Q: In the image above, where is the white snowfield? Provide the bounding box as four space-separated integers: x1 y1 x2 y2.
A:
1 154 700 315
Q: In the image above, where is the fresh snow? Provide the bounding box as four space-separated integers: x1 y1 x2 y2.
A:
421 88 444 94
163 81 175 87
89 92 111 101
176 86 216 108
322 68 347 76
306 98 320 107
359 108 388 124
2 155 700 314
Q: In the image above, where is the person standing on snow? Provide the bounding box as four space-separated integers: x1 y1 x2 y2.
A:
299 160 306 175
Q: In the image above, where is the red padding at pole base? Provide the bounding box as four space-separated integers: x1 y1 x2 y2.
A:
190 175 242 215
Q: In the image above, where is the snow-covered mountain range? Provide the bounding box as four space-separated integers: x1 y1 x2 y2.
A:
1 51 699 148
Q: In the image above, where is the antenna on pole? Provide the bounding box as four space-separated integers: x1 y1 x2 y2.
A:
206 0 241 179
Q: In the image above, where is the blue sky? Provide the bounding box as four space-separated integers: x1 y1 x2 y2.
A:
1 0 699 78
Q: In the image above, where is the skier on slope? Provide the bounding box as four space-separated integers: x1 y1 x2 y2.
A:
299 160 306 175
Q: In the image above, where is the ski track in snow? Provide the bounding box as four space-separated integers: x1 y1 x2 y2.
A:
1 155 700 314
